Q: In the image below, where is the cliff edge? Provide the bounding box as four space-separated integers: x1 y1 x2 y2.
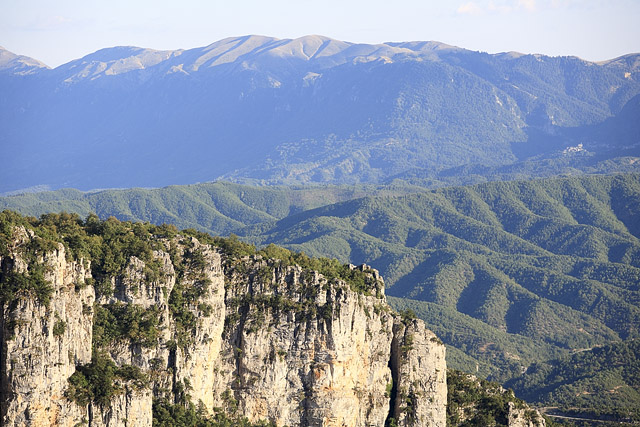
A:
0 213 446 426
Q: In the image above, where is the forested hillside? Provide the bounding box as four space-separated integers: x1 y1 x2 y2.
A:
0 182 422 235
3 174 639 385
1 36 639 193
2 173 639 422
241 174 640 380
506 339 640 424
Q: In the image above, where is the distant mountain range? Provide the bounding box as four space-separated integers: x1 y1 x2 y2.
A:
2 35 639 194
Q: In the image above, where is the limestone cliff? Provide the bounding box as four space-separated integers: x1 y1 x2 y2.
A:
0 218 447 426
391 319 447 427
0 227 92 426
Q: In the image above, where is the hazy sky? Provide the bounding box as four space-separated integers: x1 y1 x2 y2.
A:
1 0 638 68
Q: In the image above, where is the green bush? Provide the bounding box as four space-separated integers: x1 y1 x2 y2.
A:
93 303 160 349
53 313 66 337
0 268 53 307
66 351 148 407
152 398 277 427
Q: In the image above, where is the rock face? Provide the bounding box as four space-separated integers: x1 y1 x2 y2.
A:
89 387 153 427
507 402 546 427
0 226 447 426
0 227 93 426
392 319 447 427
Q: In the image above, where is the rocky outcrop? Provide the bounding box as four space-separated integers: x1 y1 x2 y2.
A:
217 260 398 426
1 227 93 426
0 225 447 426
446 370 546 427
101 237 226 414
391 319 447 427
90 387 153 427
507 402 546 427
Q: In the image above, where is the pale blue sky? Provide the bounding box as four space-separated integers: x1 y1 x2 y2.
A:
1 0 638 68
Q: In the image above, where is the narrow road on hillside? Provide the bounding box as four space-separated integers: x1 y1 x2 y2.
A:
538 408 636 425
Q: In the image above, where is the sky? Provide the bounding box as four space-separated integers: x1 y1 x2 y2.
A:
1 0 639 68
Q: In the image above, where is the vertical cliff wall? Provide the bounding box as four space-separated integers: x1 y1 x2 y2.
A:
392 319 447 427
1 227 93 426
0 220 447 426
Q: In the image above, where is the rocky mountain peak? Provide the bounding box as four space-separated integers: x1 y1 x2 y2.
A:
0 46 49 74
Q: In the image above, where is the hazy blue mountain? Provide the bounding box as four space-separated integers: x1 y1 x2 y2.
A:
1 36 639 193
0 46 48 74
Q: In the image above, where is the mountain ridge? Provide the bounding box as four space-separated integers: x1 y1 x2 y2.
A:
2 35 639 194
4 35 639 78
3 35 463 80
0 46 49 74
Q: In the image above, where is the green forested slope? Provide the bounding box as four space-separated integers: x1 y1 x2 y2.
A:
238 174 640 381
505 339 640 423
2 174 639 389
387 296 567 380
0 182 422 236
